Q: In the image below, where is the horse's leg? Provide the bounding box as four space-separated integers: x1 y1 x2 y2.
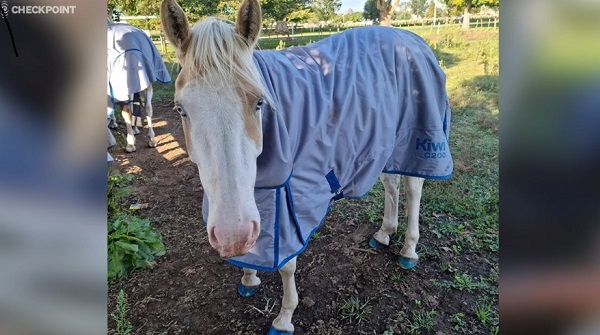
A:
120 103 136 152
238 267 261 297
371 173 401 247
270 257 298 334
144 85 157 148
398 176 424 269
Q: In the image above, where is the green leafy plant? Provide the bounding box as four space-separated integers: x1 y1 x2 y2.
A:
275 39 286 50
107 173 134 218
110 289 133 335
108 215 166 279
450 312 467 332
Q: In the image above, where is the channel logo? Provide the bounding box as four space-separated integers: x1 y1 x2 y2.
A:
1 1 9 18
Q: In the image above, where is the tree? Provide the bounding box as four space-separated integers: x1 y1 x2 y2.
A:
344 10 364 23
312 0 342 22
424 0 443 18
393 1 411 20
287 8 316 23
363 0 380 25
443 0 499 29
410 0 428 18
375 0 401 26
261 0 309 22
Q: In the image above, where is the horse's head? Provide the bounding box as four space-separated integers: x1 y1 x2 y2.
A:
161 0 270 258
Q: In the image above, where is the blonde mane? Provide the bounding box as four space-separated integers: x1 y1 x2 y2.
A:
182 17 274 107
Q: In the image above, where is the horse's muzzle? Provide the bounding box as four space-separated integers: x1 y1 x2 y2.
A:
208 220 260 258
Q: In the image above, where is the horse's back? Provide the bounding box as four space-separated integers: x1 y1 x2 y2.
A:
107 23 171 102
107 23 154 53
254 26 452 190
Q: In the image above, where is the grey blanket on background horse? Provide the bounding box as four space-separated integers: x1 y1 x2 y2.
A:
203 26 453 271
107 22 171 105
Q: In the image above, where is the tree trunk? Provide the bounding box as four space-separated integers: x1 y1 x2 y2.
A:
380 12 391 26
376 0 400 27
461 5 472 30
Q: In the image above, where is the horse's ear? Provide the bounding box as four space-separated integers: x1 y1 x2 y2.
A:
235 0 262 47
160 0 190 54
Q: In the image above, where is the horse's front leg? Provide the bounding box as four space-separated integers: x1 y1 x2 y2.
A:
143 85 157 148
270 257 298 334
120 103 136 152
238 267 261 297
398 176 424 269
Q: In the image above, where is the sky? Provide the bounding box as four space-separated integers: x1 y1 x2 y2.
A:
339 0 366 13
339 0 411 14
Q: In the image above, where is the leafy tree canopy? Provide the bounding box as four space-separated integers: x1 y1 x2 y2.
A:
410 0 428 17
363 0 380 24
312 0 342 22
443 0 499 10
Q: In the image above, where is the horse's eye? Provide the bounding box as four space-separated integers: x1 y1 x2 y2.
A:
256 99 264 111
173 104 186 116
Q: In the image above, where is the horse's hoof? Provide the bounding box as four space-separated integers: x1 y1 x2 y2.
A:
125 145 136 153
238 283 260 297
369 237 385 249
148 140 157 148
267 326 293 335
398 255 418 269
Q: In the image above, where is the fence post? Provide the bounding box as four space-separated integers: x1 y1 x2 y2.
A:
160 34 166 54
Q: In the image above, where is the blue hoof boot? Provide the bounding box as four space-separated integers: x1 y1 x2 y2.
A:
398 255 418 269
369 237 385 249
238 283 260 297
267 326 293 335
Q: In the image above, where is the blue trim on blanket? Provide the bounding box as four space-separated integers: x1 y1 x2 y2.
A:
274 187 281 268
228 198 335 272
285 182 304 243
381 169 452 180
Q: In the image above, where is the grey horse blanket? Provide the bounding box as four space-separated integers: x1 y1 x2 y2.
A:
107 22 171 105
202 26 453 271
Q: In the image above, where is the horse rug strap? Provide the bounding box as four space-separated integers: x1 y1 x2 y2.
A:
202 26 454 272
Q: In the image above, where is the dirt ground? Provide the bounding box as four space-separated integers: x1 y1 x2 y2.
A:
108 101 498 335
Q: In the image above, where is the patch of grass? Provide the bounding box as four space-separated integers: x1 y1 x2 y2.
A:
110 289 133 335
339 297 373 324
311 231 324 240
452 272 484 292
151 60 180 102
406 309 437 334
472 297 498 328
430 270 490 293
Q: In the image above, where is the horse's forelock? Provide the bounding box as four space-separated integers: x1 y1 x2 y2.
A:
183 17 273 107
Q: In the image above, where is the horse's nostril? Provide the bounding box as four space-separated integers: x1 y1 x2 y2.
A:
250 220 260 240
208 226 218 246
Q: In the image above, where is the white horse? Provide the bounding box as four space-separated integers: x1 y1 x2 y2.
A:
107 21 171 153
160 0 453 333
